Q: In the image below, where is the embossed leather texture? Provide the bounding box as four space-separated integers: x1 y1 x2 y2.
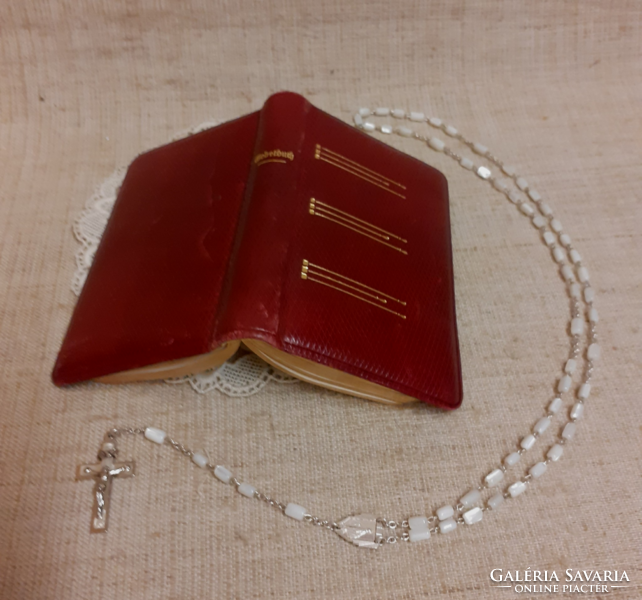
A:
52 91 462 409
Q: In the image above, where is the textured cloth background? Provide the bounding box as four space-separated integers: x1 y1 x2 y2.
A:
1 1 640 599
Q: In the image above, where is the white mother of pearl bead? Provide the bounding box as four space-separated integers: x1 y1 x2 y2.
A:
445 125 458 136
543 231 556 246
428 137 445 151
560 233 572 247
587 343 601 360
558 375 572 393
477 166 491 179
508 481 527 497
578 383 591 400
408 516 429 530
547 444 564 462
380 124 393 134
363 121 376 132
358 107 370 116
521 434 536 450
391 108 405 118
439 517 457 533
191 452 208 468
485 468 504 487
508 190 522 204
516 177 528 190
144 427 167 444
553 247 566 263
214 465 233 483
570 402 585 420
528 189 542 202
463 507 483 525
570 283 582 298
460 157 474 170
409 529 431 542
571 318 584 335
353 113 363 126
564 359 577 374
570 249 582 264
564 265 578 282
487 493 505 510
473 143 488 155
429 117 443 127
533 417 551 435
502 164 516 176
504 451 521 467
588 308 599 323
584 287 595 303
539 203 553 216
460 489 481 508
409 111 425 121
562 422 576 440
238 483 256 498
284 503 308 521
551 219 563 233
529 462 547 478
397 126 413 137
548 397 563 414
519 203 534 216
493 178 508 192
561 265 575 281
436 505 454 521
532 215 546 229
577 266 589 282
374 107 390 116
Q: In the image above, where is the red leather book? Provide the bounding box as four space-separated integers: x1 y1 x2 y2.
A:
52 92 463 409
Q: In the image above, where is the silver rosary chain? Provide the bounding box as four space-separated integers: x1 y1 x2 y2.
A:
103 426 340 533
87 106 599 547
349 107 598 540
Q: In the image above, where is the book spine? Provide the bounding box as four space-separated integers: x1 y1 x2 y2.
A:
214 92 310 343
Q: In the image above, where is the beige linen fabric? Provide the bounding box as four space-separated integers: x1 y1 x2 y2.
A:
1 2 640 598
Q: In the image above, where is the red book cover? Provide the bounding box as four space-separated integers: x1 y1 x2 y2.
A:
53 92 463 409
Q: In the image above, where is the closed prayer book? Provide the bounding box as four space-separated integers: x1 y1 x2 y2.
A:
53 92 462 409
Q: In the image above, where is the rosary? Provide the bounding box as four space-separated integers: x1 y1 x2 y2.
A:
77 107 599 548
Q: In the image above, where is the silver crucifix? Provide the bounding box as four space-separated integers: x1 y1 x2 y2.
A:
76 439 135 533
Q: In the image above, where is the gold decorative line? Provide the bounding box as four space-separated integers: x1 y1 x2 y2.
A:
313 205 387 238
315 146 392 188
301 273 406 319
310 209 408 255
317 149 392 188
311 201 388 240
312 198 407 243
305 268 388 304
316 144 406 190
256 158 288 166
303 260 406 306
314 155 407 199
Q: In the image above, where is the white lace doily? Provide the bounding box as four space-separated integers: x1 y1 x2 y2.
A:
71 121 298 397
